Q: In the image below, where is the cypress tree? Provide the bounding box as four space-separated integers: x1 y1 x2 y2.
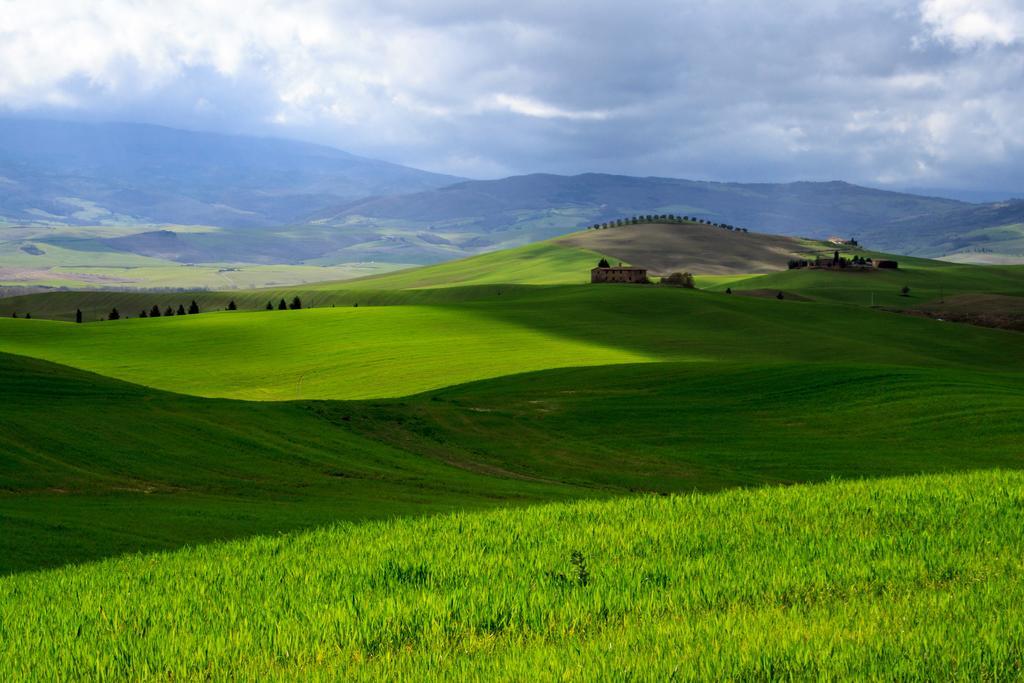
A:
278 299 288 311
140 310 148 318
76 308 83 324
109 307 120 320
188 300 200 314
151 305 161 318
290 296 302 310
266 301 274 310
177 304 186 316
228 300 237 311
165 306 175 317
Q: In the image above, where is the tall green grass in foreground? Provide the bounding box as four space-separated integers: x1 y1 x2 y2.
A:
2 470 1023 680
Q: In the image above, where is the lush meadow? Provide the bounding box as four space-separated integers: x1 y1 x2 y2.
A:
1 284 1021 400
3 350 1022 574
2 470 1023 680
2 224 1024 678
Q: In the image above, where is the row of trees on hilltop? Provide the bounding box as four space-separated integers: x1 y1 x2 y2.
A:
587 215 748 233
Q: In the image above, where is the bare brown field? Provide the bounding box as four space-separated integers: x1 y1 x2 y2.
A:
557 222 810 275
900 293 1024 331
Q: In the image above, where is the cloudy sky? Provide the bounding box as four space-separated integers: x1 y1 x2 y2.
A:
1 0 1022 192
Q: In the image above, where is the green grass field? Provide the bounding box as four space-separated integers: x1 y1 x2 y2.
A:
0 223 413 289
1 285 1021 400
709 251 1024 308
2 312 1022 573
313 240 614 289
2 224 1024 677
3 226 1023 324
3 470 1024 680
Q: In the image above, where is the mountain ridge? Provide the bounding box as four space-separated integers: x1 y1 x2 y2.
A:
2 119 1022 268
0 118 462 228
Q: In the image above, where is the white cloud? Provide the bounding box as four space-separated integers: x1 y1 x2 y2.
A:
920 0 1024 48
483 94 612 121
0 1 1020 189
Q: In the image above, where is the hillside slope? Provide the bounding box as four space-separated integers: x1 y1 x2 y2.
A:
866 200 1024 261
557 222 812 275
319 173 965 240
4 470 1024 679
309 173 1008 261
3 285 1022 400
6 348 1022 575
0 118 460 228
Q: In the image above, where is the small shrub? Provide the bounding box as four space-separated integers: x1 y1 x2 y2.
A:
661 272 695 288
571 550 590 586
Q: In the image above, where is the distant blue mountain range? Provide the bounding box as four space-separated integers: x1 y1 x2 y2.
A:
0 118 461 228
1 118 1021 263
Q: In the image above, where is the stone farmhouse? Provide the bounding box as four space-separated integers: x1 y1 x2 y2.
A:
591 264 649 283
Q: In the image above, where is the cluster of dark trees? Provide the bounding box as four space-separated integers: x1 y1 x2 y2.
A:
74 296 309 323
73 299 217 322
266 296 303 311
134 299 203 320
10 312 31 318
588 214 748 233
660 272 695 288
74 296 312 322
788 251 874 270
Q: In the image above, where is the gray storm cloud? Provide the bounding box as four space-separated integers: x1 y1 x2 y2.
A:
0 0 1020 190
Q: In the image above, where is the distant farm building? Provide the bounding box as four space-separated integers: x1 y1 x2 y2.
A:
788 252 898 271
591 264 648 284
828 236 859 247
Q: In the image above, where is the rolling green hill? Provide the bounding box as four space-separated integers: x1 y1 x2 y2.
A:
4 223 1023 328
2 216 1024 677
556 221 814 275
319 240 615 289
710 253 1024 308
4 469 1024 679
2 284 1021 401
2 285 1023 573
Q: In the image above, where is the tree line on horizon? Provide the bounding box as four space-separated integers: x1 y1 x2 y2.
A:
587 214 748 233
73 296 304 322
